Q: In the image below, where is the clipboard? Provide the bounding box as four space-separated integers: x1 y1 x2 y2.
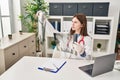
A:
38 59 66 73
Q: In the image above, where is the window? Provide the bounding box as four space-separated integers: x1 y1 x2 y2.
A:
0 0 13 38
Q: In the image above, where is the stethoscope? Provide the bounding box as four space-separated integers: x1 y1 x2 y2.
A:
77 36 85 45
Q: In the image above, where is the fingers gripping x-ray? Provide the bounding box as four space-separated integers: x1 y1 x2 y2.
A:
54 33 69 51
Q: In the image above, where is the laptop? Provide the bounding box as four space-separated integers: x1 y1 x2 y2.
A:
79 53 116 77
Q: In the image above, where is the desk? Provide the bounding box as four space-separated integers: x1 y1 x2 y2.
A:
0 33 36 74
0 56 120 80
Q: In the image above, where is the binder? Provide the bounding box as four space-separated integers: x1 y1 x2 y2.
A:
38 59 66 73
95 24 110 35
50 21 61 32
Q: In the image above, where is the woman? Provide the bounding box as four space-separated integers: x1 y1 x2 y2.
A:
53 13 92 59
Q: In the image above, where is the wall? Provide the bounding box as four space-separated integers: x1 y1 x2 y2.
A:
12 0 22 32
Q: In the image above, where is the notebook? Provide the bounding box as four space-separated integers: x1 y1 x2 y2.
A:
79 53 116 77
38 59 66 73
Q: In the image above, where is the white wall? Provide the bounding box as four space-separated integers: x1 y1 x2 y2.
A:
12 0 22 32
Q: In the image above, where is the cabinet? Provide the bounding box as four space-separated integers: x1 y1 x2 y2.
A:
63 3 77 16
19 39 29 58
28 35 36 56
46 16 115 58
77 3 93 16
49 3 63 15
93 3 109 16
0 32 36 74
49 2 109 16
92 17 114 57
4 44 19 69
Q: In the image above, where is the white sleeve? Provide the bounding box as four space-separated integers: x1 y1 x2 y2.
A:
84 36 92 56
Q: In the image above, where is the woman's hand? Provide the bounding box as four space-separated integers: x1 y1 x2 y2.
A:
72 42 85 55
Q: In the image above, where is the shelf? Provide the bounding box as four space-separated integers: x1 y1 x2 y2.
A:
45 16 115 57
46 48 54 54
93 39 110 53
93 17 113 20
48 17 62 32
93 35 110 39
92 51 110 57
46 37 55 49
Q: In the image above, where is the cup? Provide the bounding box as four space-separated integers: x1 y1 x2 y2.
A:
19 30 23 35
8 34 12 39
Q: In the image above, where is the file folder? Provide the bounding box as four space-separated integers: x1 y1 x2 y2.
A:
38 59 66 73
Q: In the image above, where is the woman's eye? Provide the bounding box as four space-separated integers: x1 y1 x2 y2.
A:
74 21 78 23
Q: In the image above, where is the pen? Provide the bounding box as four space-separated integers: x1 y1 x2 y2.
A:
43 67 53 71
52 63 58 69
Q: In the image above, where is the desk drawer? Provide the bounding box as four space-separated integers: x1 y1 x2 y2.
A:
28 46 36 56
4 44 19 69
28 35 36 47
19 39 29 57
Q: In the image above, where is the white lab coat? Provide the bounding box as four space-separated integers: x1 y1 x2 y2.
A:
52 35 92 59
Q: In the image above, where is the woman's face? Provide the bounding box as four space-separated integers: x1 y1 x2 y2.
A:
71 17 83 33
